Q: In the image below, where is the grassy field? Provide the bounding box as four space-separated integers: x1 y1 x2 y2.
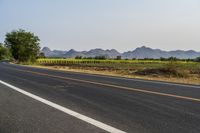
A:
35 58 200 85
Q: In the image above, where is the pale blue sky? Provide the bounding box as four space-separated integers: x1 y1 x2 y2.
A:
0 0 200 52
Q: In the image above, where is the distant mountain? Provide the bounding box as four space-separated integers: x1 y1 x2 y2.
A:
63 49 84 58
122 46 169 59
41 46 200 59
41 47 67 57
122 46 200 59
85 48 121 58
41 47 121 58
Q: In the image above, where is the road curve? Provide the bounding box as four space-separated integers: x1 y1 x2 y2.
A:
0 62 200 133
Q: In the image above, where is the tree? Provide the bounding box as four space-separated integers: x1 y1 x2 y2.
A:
168 57 178 61
116 56 121 60
37 52 46 59
75 56 82 59
0 43 10 60
4 29 40 62
94 56 106 60
195 57 200 62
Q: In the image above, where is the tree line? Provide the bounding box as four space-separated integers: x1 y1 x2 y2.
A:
74 56 200 62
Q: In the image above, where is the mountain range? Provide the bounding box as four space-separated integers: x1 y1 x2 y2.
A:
41 46 200 59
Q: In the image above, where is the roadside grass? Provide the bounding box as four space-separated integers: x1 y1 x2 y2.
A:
25 58 200 85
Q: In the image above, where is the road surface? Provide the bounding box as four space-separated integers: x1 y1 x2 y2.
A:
0 62 200 133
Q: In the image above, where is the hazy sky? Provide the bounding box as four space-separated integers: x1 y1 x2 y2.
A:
0 0 200 52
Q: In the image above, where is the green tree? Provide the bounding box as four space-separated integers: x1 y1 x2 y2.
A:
75 56 82 59
116 56 121 60
37 52 46 59
4 29 40 63
94 56 106 60
0 43 10 60
195 57 200 62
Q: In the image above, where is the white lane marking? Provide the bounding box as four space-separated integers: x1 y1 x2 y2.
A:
0 80 126 133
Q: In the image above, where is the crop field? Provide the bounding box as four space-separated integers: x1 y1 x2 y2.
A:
35 58 200 84
37 58 199 73
36 58 170 70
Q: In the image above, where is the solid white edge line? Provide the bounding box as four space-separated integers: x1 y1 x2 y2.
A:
0 80 126 133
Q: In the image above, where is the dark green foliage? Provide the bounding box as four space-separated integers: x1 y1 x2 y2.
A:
160 57 167 61
75 56 82 59
0 43 11 60
94 56 106 60
83 57 93 59
116 56 121 60
37 52 45 59
195 57 200 62
82 56 107 60
168 57 178 61
160 57 193 61
4 29 40 63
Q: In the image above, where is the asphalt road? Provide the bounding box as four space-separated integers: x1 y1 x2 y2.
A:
0 62 200 133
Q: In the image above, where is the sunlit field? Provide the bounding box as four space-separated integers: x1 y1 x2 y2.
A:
36 58 200 81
